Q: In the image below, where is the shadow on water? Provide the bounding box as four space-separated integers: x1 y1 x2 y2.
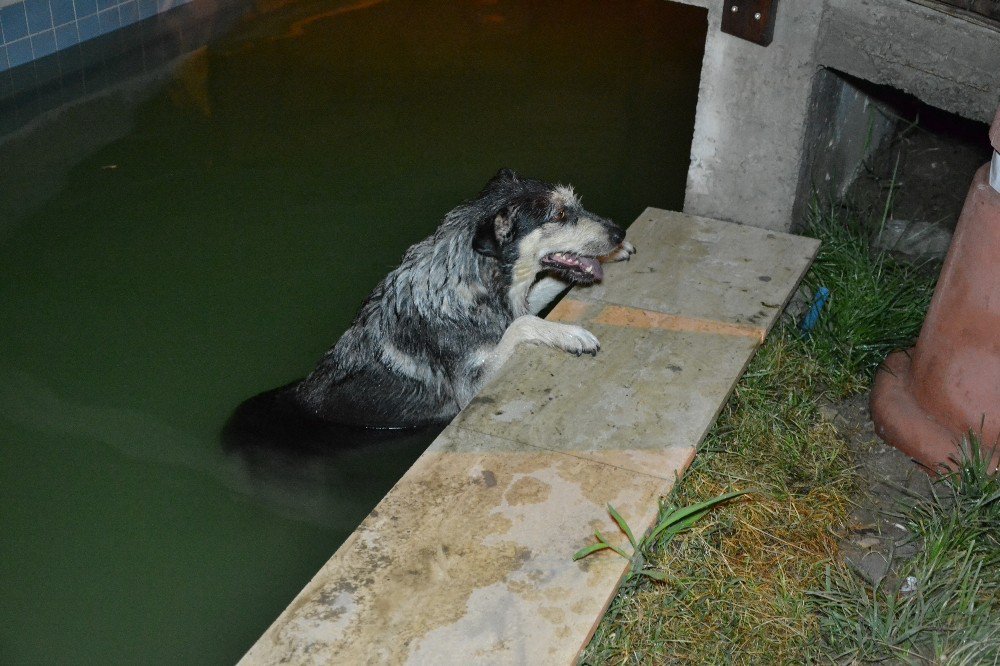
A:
222 422 444 528
221 380 445 525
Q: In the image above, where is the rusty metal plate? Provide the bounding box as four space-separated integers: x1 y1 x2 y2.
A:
720 0 778 46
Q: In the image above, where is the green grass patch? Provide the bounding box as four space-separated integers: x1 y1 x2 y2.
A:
797 199 937 395
579 200 943 664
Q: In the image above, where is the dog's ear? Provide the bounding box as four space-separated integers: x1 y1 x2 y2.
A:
473 208 513 259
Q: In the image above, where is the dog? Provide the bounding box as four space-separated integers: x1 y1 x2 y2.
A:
224 169 634 450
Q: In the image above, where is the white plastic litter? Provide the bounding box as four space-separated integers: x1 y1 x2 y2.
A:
900 576 919 594
991 151 1000 194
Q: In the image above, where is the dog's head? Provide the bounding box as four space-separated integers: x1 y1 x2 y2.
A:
471 168 626 288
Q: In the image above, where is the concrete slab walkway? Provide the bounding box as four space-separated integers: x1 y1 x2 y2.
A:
240 209 820 665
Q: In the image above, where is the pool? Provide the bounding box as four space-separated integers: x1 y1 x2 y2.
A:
0 0 705 661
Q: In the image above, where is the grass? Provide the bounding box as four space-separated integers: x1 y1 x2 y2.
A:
574 491 751 582
812 436 1000 664
579 199 943 664
796 198 938 396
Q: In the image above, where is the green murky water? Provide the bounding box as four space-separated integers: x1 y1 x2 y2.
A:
0 0 705 662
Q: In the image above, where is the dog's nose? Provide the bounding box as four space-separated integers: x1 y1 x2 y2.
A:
609 226 625 246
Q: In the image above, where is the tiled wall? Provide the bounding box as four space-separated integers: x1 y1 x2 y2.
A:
0 0 192 71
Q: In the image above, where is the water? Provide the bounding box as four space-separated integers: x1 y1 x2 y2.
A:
0 0 705 662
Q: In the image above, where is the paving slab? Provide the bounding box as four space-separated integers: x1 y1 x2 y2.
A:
240 208 820 665
242 426 684 665
583 208 819 329
453 308 758 479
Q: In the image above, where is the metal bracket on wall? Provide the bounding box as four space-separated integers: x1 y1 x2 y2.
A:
720 0 778 46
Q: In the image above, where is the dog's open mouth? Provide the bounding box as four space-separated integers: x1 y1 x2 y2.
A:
540 252 604 284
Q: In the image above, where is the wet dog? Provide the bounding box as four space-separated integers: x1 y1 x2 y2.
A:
224 169 633 450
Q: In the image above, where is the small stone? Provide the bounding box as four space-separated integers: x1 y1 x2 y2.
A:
853 536 881 549
900 576 918 594
874 218 952 263
818 403 840 422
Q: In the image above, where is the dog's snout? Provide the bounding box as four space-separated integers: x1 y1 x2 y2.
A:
609 225 625 246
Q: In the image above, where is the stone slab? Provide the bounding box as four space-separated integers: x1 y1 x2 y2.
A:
581 209 820 330
454 307 758 479
240 209 819 665
241 426 684 665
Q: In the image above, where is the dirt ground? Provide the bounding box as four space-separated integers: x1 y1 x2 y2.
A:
823 393 933 587
847 104 991 235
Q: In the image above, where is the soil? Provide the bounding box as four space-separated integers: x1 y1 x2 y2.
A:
846 106 991 238
823 393 934 588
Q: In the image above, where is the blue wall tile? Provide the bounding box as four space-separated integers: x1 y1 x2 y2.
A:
97 7 118 33
76 12 99 40
119 0 136 26
0 0 198 71
30 28 56 57
51 0 76 26
1 4 30 42
54 21 77 47
73 0 97 19
6 36 32 67
24 0 53 34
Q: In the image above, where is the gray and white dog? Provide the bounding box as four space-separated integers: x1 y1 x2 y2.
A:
227 169 633 444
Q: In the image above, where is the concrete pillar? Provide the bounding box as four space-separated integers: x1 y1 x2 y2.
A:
678 0 825 231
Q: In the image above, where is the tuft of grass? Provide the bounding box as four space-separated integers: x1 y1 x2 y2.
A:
796 199 937 396
580 200 944 664
811 435 1000 663
574 492 751 582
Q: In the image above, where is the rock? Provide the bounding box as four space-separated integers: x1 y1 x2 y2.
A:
846 550 891 586
874 217 952 263
818 402 840 422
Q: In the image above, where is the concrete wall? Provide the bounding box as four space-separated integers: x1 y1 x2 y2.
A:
674 0 1000 231
794 68 899 226
677 0 826 231
818 0 1000 125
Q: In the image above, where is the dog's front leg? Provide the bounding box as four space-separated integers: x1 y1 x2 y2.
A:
463 315 600 406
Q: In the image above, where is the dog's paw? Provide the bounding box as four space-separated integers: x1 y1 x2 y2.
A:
509 316 601 356
551 323 601 357
600 241 637 263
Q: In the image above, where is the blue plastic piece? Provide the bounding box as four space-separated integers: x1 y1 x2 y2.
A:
801 286 830 333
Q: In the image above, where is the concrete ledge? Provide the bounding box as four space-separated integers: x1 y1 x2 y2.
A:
240 209 819 665
818 0 1000 125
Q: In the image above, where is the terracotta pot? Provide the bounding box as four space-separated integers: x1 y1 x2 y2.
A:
870 106 1000 474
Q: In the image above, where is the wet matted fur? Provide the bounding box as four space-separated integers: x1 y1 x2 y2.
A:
224 169 634 448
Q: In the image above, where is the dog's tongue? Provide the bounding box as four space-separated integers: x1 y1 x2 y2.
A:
578 257 603 281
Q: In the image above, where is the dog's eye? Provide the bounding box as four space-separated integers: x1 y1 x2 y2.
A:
554 210 566 222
